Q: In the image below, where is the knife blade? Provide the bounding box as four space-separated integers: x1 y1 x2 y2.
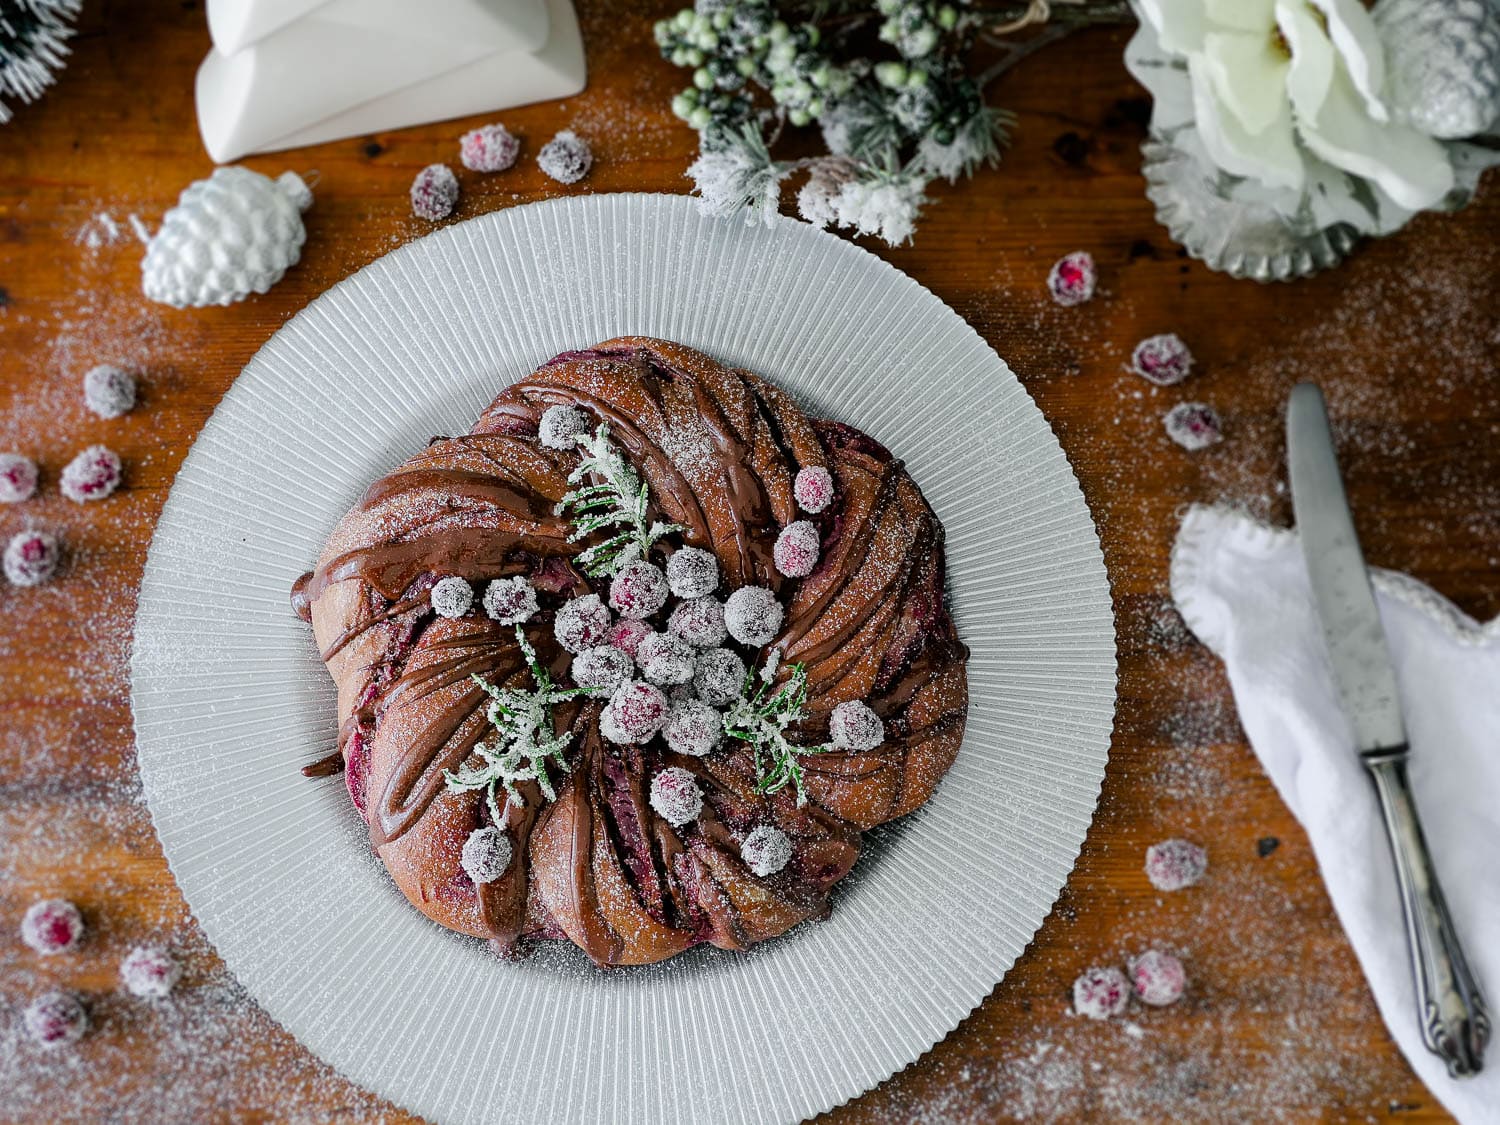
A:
1286 382 1406 754
1286 381 1489 1078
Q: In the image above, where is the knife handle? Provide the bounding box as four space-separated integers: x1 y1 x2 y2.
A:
1365 753 1490 1077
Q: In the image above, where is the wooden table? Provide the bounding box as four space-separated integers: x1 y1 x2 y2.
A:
2 2 1493 1121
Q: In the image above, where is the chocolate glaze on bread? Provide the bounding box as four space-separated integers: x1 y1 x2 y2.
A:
294 338 968 966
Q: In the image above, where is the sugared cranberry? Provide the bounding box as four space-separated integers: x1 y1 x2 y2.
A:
60 445 122 502
483 576 538 625
1145 838 1207 891
609 560 668 619
1164 402 1223 451
666 546 719 598
693 647 746 706
23 990 88 1048
793 466 834 514
600 680 668 744
460 826 513 884
740 823 793 876
430 576 474 619
650 766 703 826
773 520 820 578
554 592 612 653
83 364 137 418
663 699 723 757
1131 950 1186 1006
538 404 590 450
607 617 652 657
1047 251 1097 307
4 530 60 587
537 130 592 184
0 452 39 503
637 631 696 685
828 700 884 751
572 644 634 691
724 585 783 647
410 163 460 221
120 945 182 999
459 122 520 172
1073 966 1130 1020
1130 333 1194 385
667 596 727 648
21 898 84 954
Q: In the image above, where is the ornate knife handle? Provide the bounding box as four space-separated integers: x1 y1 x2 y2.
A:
1365 750 1490 1077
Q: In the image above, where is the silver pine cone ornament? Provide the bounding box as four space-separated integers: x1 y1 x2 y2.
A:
1374 0 1500 139
141 167 313 308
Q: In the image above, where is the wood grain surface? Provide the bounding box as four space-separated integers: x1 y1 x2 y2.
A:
2 2 1495 1122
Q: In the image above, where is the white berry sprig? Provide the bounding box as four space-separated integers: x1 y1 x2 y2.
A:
555 422 683 578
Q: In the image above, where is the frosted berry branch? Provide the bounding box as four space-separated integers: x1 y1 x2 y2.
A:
443 625 606 824
723 660 832 806
657 0 1130 244
555 422 683 577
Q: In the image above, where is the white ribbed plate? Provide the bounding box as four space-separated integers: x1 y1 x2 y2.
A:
132 193 1114 1125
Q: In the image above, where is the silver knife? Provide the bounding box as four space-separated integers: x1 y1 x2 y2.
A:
1287 382 1489 1078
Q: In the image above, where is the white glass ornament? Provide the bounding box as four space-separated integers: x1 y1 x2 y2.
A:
141 166 312 308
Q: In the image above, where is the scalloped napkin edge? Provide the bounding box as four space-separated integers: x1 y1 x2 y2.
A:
1170 503 1498 1124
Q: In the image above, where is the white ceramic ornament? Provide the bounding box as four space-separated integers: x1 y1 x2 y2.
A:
1374 0 1500 139
141 166 311 308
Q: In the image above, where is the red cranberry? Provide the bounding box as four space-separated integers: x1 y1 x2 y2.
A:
1073 966 1129 1020
554 593 612 653
828 700 884 751
0 452 38 503
649 766 703 826
21 898 84 954
120 945 182 999
793 466 834 514
609 560 668 619
24 990 88 1048
1164 402 1223 451
4 530 60 587
607 617 651 657
1145 838 1207 891
667 596 727 648
724 586 783 647
663 699 723 757
600 680 668 744
410 163 459 221
773 520 820 578
1047 251 1097 307
1130 333 1194 385
740 824 793 876
60 445 122 502
665 546 719 598
1131 950 1186 1006
459 123 519 172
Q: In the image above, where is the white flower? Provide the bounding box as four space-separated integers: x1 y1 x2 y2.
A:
1133 0 1453 212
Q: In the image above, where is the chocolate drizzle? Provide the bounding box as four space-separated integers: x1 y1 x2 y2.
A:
294 337 968 965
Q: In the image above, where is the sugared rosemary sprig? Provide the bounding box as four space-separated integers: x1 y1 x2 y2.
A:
555 423 681 577
723 658 832 806
444 625 605 825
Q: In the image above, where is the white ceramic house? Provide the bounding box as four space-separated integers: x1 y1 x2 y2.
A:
196 0 586 162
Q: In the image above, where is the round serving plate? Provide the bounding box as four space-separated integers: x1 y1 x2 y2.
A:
131 193 1115 1125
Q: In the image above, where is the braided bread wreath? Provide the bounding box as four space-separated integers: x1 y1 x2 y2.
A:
293 338 969 967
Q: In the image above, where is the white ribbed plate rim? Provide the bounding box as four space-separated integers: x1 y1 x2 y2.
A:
131 193 1115 1125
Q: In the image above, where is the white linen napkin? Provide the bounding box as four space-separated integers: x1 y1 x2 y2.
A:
1170 504 1499 1124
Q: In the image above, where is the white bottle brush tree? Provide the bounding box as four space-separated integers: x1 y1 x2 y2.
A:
659 0 1130 244
0 0 81 124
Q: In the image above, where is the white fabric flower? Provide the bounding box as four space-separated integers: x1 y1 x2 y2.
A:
1134 0 1453 212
